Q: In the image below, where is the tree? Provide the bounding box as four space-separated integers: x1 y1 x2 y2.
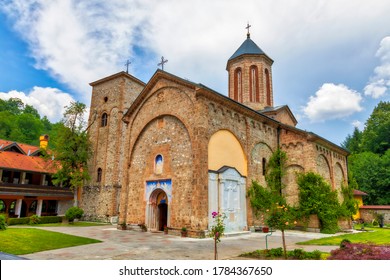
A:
348 151 390 205
247 149 295 259
52 101 91 206
361 101 390 155
342 127 362 154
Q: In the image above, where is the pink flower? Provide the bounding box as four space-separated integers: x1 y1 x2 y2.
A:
215 232 219 237
285 222 289 225
212 212 218 218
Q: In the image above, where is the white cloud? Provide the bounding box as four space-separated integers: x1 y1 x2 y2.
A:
0 87 75 122
303 83 363 122
352 120 364 130
2 0 390 104
364 36 390 98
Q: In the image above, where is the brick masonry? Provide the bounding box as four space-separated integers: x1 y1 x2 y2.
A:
82 38 350 231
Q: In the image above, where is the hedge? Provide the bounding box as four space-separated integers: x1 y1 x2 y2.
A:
7 216 63 225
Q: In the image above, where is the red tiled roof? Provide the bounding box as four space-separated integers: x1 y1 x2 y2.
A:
17 143 40 155
0 151 57 173
353 189 368 196
360 205 390 210
0 139 13 150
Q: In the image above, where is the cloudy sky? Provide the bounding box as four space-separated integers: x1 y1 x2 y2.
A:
1 0 389 146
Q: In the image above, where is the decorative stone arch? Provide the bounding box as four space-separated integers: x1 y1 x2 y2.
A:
316 154 331 184
208 129 247 176
146 186 171 231
282 164 304 207
334 162 345 201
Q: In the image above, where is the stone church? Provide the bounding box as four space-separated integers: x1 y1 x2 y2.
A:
81 31 349 236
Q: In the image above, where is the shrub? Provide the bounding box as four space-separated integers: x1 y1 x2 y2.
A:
340 239 351 248
0 214 7 230
29 215 40 225
328 243 390 260
288 248 306 260
39 216 63 224
7 217 30 225
65 207 84 222
265 247 283 258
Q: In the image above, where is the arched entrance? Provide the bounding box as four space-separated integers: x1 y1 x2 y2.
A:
147 189 169 231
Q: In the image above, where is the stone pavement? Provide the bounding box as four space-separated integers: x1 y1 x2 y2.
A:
2 225 343 260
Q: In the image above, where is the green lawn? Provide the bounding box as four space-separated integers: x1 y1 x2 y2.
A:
0 228 102 255
297 227 390 246
25 221 108 227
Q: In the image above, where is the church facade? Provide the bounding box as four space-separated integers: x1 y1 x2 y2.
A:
81 33 349 235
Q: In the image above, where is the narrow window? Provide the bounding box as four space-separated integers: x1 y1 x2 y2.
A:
155 155 163 174
97 168 102 182
234 68 242 102
262 158 267 176
101 113 108 127
250 66 259 102
265 69 271 106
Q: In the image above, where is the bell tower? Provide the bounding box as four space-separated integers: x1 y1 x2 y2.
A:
227 26 274 111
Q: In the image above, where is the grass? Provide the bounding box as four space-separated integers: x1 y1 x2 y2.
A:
297 227 390 246
25 221 108 227
0 228 102 255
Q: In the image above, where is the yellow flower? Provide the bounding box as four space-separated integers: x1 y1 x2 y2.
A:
294 221 297 225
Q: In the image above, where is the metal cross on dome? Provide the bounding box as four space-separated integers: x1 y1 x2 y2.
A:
246 22 251 38
158 56 168 71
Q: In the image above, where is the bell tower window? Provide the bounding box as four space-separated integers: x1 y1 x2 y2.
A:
250 65 259 102
234 68 242 102
265 69 271 106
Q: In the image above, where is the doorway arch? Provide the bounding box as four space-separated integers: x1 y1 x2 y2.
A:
147 188 169 231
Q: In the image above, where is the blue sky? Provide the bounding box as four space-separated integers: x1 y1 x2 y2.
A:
1 0 390 146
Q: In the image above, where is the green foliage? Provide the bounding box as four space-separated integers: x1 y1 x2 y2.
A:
265 247 283 257
297 172 341 233
7 217 30 225
361 101 390 155
0 215 7 230
0 98 57 146
342 127 362 154
348 151 390 205
65 207 84 222
29 215 40 225
339 175 359 218
38 216 63 224
52 102 91 190
241 248 323 260
265 149 287 193
342 101 390 205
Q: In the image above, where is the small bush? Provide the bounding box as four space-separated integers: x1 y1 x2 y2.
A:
265 247 283 258
65 207 84 222
39 216 63 224
7 217 30 225
307 250 322 260
340 239 351 248
29 215 40 225
288 248 306 260
0 215 7 230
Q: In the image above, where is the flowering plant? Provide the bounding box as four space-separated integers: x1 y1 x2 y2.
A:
209 211 226 243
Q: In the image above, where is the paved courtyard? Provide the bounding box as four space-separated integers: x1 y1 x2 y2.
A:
7 225 341 260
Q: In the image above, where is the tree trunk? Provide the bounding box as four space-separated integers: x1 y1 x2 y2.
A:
281 229 287 259
214 237 217 260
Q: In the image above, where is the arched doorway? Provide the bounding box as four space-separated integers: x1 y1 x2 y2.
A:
147 189 169 231
20 201 27 217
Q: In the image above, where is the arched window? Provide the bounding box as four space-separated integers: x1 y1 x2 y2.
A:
0 200 5 213
249 65 259 102
97 168 102 182
101 113 108 127
29 200 37 212
262 158 267 176
265 69 271 106
234 68 242 102
155 155 163 174
9 201 16 215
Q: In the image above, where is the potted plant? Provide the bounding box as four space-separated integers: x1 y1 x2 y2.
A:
377 213 384 228
140 223 147 232
181 227 188 237
262 226 269 233
119 221 127 230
